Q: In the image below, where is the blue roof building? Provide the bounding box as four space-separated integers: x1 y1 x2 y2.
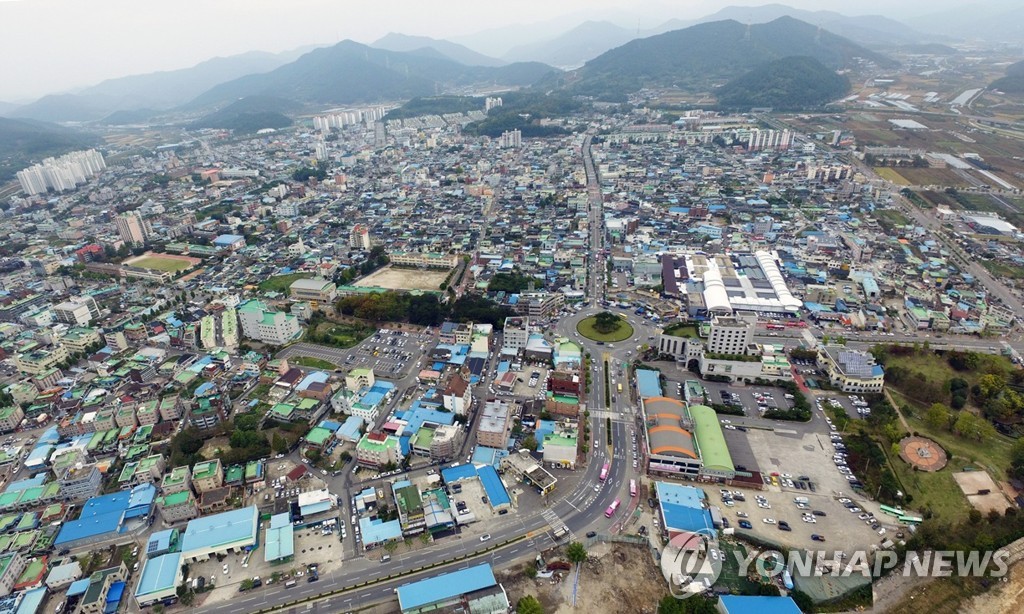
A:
134 552 183 607
180 505 259 562
397 564 507 613
655 482 713 536
636 369 662 399
55 483 156 548
264 513 294 562
358 516 402 549
718 595 802 614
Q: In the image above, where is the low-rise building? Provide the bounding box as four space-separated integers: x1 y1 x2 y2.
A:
477 399 513 449
355 432 403 468
191 459 223 493
0 406 24 433
289 278 337 308
817 345 885 393
156 490 199 523
236 299 301 345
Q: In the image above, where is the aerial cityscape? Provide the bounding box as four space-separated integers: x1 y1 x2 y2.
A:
3 1 1024 613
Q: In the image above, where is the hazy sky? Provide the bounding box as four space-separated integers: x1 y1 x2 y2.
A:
0 0 970 102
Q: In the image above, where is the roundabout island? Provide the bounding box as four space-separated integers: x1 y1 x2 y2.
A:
576 311 635 343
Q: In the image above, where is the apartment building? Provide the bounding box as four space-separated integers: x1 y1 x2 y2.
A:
236 299 301 345
477 399 513 449
707 312 757 356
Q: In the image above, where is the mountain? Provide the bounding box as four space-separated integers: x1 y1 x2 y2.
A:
502 20 636 68
0 117 97 182
187 40 558 109
991 60 1024 94
716 56 851 110
9 48 312 123
557 17 893 101
682 4 932 47
191 96 299 133
98 109 160 126
0 101 19 117
371 33 505 67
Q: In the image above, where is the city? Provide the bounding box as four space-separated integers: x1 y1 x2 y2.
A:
1 2 1024 614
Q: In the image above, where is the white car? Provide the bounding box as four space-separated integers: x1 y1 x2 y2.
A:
763 518 776 525
480 534 491 542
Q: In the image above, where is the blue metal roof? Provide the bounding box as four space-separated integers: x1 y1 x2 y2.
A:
397 564 497 611
135 552 182 598
478 466 511 508
719 595 802 614
358 517 402 546
67 579 90 597
636 369 662 399
181 506 258 555
265 513 294 562
56 484 156 545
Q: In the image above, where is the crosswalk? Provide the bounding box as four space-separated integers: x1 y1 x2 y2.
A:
541 508 574 541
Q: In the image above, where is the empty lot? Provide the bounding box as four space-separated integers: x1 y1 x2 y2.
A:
355 265 451 291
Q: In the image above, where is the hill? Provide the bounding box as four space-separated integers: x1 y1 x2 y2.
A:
190 96 299 133
10 49 307 123
98 108 159 125
385 96 485 120
188 40 557 108
502 20 635 68
371 33 505 67
0 117 97 182
558 17 892 101
715 56 850 110
991 60 1024 93
684 4 932 47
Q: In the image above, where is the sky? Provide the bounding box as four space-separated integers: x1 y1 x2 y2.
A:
0 0 979 102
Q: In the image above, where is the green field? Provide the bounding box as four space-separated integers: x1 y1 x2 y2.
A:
259 273 312 293
127 256 192 272
874 167 910 185
577 316 634 343
981 259 1024 279
309 322 373 349
288 356 337 370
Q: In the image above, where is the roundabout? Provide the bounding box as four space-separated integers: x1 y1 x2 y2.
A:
576 312 635 343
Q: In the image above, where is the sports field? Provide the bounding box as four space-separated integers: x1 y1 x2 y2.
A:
355 265 451 291
123 253 200 272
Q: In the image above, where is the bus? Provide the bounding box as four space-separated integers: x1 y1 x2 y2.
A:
629 480 637 498
766 324 785 330
879 504 905 517
898 514 923 524
599 462 610 481
605 498 621 518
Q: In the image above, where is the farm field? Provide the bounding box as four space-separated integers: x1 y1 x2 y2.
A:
873 167 909 185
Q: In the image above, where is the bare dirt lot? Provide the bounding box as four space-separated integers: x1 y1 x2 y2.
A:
953 470 1013 514
500 542 667 614
355 265 452 291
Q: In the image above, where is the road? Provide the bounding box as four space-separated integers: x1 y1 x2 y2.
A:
199 135 640 614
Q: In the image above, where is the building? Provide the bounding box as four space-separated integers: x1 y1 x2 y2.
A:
388 251 459 269
289 278 337 307
817 346 885 393
236 299 302 345
54 484 156 550
76 563 128 614
0 406 24 433
212 234 246 251
53 296 101 327
396 563 509 614
59 464 103 501
477 399 512 449
707 312 757 356
179 505 259 562
516 291 564 319
541 421 579 469
45 560 83 591
688 405 735 480
442 374 472 415
161 466 191 495
156 490 199 523
134 552 183 608
356 432 403 468
16 149 105 195
264 513 295 563
116 211 150 245
62 327 101 353
191 459 223 493
502 316 531 352
643 397 702 479
428 424 463 461
655 482 714 538
394 483 425 535
717 595 803 614
439 321 473 345
499 449 556 496
0 553 26 597
350 224 371 250
658 330 703 365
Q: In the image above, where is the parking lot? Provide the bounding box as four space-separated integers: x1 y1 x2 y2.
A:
701 381 797 416
815 392 869 421
715 418 896 552
340 328 430 377
496 365 551 400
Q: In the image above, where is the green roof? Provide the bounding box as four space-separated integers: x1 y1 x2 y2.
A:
305 427 332 446
687 404 735 473
159 491 192 507
225 465 244 483
411 427 435 449
193 461 219 481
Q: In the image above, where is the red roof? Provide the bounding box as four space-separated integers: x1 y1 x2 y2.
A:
286 466 307 481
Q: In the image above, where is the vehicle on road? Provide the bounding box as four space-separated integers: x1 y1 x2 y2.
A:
480 534 491 542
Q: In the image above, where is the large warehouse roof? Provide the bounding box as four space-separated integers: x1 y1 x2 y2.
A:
397 563 497 611
687 404 735 473
644 397 697 459
181 505 258 557
134 552 182 601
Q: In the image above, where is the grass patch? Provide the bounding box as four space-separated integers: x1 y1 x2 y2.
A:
981 259 1024 279
259 272 312 293
288 356 337 370
662 322 699 338
887 452 971 523
874 167 910 185
872 208 911 232
577 316 634 343
310 322 374 348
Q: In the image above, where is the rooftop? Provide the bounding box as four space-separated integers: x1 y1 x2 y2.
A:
397 563 498 611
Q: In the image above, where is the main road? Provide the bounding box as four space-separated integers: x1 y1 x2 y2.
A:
200 134 637 614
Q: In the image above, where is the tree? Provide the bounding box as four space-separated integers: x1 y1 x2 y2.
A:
924 403 952 431
523 563 538 579
521 435 538 452
272 433 289 454
592 311 621 334
566 541 587 564
516 595 544 614
240 579 255 591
